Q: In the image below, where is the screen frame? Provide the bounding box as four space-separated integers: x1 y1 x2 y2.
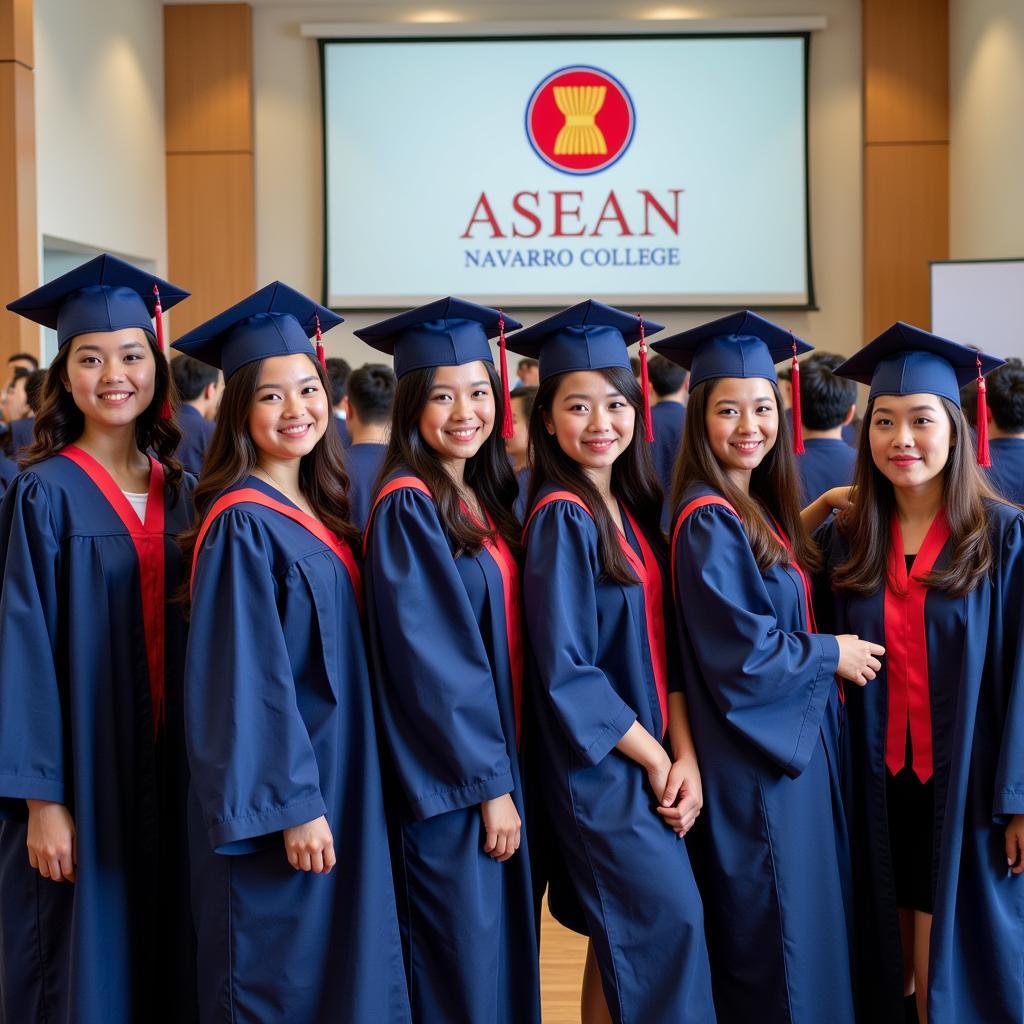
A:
318 30 816 313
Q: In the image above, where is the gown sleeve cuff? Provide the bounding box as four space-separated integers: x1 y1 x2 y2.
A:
784 632 840 778
994 787 1024 817
207 793 328 855
410 769 515 821
0 774 65 806
578 703 638 768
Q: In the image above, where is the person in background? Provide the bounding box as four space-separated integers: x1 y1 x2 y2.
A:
629 355 641 382
341 362 395 531
648 353 688 525
5 367 33 456
515 357 539 389
326 356 352 448
796 352 858 506
982 357 1024 504
506 385 536 519
8 351 39 374
171 354 222 476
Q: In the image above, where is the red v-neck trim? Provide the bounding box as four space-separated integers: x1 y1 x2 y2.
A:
192 486 364 618
884 508 950 781
526 490 669 738
60 444 168 733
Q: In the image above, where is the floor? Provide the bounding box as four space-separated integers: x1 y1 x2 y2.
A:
539 898 588 1023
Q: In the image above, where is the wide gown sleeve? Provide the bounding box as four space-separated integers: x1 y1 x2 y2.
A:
366 487 513 821
674 502 840 777
0 476 65 817
185 509 326 854
993 513 1024 817
523 500 637 766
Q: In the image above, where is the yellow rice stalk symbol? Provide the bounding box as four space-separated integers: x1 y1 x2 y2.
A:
553 85 608 156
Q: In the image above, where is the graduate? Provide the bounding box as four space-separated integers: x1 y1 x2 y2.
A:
338 362 395 531
818 325 1024 1024
511 302 716 1024
356 298 541 1024
0 254 197 1022
653 311 884 1024
173 283 410 1024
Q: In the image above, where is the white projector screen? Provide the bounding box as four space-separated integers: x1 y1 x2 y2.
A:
931 259 1024 362
321 33 812 310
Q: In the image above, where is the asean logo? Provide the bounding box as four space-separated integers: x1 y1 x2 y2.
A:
525 66 636 176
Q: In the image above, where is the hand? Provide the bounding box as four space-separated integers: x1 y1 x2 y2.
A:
481 794 521 862
1006 815 1024 875
283 815 335 873
26 800 76 882
656 755 703 837
819 486 854 513
644 749 673 808
835 635 885 686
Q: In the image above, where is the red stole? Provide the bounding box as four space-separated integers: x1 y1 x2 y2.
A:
60 445 168 734
526 491 669 737
192 487 363 617
366 476 524 744
884 509 950 782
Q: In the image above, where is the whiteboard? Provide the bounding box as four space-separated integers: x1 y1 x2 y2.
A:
930 259 1024 361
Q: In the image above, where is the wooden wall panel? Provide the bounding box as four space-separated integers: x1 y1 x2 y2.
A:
863 0 949 340
165 4 254 336
864 144 949 338
165 4 252 155
865 0 949 144
166 153 255 334
0 0 36 361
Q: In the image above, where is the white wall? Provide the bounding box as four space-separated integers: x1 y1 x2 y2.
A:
252 0 863 364
949 0 1024 260
34 0 168 273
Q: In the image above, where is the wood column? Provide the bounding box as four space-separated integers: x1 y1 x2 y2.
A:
0 0 38 360
863 0 949 339
165 3 255 336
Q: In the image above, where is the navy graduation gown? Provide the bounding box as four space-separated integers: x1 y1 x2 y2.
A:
987 436 1024 504
796 437 857 506
0 451 18 493
342 441 386 532
651 400 686 528
671 484 854 1024
173 404 215 476
185 476 410 1024
514 465 530 521
0 450 196 1023
363 471 540 1024
818 502 1024 1024
523 487 715 1024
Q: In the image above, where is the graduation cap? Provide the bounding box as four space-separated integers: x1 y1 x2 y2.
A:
171 282 342 382
6 252 189 351
504 300 664 442
354 297 522 438
835 321 1005 466
650 310 813 453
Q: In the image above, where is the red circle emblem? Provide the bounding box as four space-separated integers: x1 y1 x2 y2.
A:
525 66 636 176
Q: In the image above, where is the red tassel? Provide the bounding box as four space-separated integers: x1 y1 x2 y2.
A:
153 284 172 420
637 314 654 443
315 314 327 372
498 309 514 440
790 336 805 455
976 354 991 467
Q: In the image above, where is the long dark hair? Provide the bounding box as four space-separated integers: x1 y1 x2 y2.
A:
671 377 820 574
526 366 664 585
832 395 1000 597
22 330 183 496
376 361 520 553
179 356 358 603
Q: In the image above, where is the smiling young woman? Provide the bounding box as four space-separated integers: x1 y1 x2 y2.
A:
0 255 196 1024
819 325 1024 1024
653 311 884 1024
355 298 540 1024
174 283 410 1024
